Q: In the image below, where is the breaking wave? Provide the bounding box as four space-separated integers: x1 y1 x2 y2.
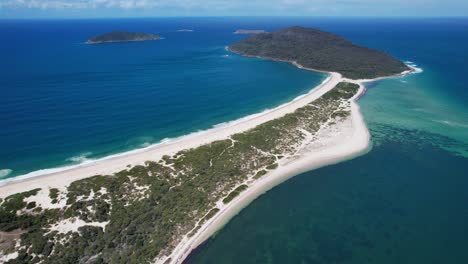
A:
0 169 13 179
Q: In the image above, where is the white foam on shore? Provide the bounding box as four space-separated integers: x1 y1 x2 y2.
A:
0 169 12 179
405 61 423 73
141 142 152 147
67 152 93 163
0 75 330 187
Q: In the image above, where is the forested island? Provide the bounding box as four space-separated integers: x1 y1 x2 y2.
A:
86 31 160 44
229 26 410 79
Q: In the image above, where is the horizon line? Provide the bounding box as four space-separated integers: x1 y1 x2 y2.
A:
1 15 468 20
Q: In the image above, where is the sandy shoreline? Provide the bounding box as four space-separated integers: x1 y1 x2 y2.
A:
0 71 341 198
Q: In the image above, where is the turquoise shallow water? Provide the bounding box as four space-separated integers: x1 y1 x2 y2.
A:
185 18 468 263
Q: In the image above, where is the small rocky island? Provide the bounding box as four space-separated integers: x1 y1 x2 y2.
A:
86 31 160 44
230 26 410 79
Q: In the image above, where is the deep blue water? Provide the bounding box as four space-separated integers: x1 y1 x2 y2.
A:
0 18 328 178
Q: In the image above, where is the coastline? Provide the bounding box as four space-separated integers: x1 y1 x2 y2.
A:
0 71 340 198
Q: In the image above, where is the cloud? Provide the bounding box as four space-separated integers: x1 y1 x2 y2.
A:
0 0 162 9
0 0 236 9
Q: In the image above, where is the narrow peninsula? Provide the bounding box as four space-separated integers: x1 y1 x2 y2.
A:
0 26 412 264
86 31 160 44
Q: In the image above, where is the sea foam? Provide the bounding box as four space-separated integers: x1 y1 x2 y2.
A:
67 152 93 163
405 61 423 73
0 74 331 186
0 169 13 179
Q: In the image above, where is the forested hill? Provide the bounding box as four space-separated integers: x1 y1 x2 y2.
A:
87 31 160 44
229 26 409 79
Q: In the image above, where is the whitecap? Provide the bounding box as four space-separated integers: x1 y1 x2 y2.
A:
411 66 423 74
67 152 93 163
404 62 423 74
141 142 152 147
0 169 13 179
160 138 171 144
432 119 468 128
0 72 332 186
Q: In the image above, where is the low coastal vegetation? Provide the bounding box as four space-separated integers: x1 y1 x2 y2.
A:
222 184 248 204
229 26 409 79
0 82 359 263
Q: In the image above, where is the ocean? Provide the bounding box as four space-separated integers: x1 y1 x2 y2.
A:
1 17 468 263
0 18 327 178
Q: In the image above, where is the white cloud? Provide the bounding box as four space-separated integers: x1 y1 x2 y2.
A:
0 0 236 9
0 0 157 9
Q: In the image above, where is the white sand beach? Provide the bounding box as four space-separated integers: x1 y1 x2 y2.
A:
0 71 341 198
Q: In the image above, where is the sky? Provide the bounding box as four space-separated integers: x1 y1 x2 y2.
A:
0 0 467 19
